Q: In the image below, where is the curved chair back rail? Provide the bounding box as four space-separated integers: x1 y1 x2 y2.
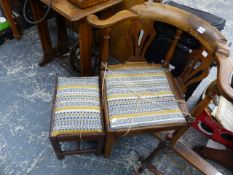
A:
87 2 233 102
87 10 138 28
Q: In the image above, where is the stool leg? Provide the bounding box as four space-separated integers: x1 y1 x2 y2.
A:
104 134 115 158
96 137 104 155
50 137 64 160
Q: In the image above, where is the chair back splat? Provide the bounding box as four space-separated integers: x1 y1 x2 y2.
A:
87 2 233 166
127 19 156 61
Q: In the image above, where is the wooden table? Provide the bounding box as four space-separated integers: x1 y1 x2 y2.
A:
29 0 122 76
0 0 21 39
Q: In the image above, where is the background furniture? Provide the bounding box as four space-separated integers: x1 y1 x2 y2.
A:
87 2 233 174
195 146 233 171
0 0 21 39
192 88 233 170
29 0 122 75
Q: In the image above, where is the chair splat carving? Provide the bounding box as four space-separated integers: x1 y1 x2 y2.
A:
127 19 156 61
179 48 214 93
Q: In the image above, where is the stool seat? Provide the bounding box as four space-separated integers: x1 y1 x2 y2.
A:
105 66 186 130
52 77 103 136
50 77 104 159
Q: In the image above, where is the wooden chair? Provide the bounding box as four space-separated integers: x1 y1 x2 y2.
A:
87 2 233 166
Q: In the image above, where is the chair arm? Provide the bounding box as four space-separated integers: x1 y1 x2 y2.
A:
87 10 137 28
215 50 233 102
130 2 226 54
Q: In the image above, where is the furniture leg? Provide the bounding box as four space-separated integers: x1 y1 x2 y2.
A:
135 163 162 175
136 141 165 174
78 18 92 76
104 134 116 158
173 142 222 174
0 0 21 39
29 0 57 66
195 146 233 171
56 13 69 55
96 137 104 155
50 137 64 160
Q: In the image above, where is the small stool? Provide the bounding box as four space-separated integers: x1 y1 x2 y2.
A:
50 77 104 160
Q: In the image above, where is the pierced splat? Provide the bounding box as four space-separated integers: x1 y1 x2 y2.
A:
178 47 214 93
126 19 156 61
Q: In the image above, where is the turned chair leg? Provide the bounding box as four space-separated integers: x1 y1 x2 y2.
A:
50 137 64 160
104 134 116 158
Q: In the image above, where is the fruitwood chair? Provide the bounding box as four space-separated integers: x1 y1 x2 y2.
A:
87 2 233 171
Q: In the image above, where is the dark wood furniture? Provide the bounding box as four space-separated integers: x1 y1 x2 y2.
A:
87 2 233 174
68 0 109 9
29 0 122 75
50 77 105 160
0 0 21 39
50 133 105 160
195 146 233 171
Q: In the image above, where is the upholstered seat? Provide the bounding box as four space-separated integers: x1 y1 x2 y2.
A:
105 66 186 130
51 77 103 137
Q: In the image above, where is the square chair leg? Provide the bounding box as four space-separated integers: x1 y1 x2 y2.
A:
50 137 64 160
104 134 116 158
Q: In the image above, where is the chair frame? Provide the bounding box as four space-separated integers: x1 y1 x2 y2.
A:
87 2 233 172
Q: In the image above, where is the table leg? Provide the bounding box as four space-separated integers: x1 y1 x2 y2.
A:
0 0 21 40
29 0 57 66
78 18 92 76
56 13 69 55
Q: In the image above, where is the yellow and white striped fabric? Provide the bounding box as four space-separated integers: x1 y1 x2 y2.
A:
105 68 186 129
51 77 102 137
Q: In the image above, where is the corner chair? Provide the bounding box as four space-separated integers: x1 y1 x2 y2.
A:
86 2 233 172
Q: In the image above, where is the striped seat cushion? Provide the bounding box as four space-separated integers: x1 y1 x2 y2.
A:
51 77 103 137
105 67 186 129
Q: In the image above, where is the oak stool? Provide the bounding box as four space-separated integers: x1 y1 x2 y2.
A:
50 77 104 159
